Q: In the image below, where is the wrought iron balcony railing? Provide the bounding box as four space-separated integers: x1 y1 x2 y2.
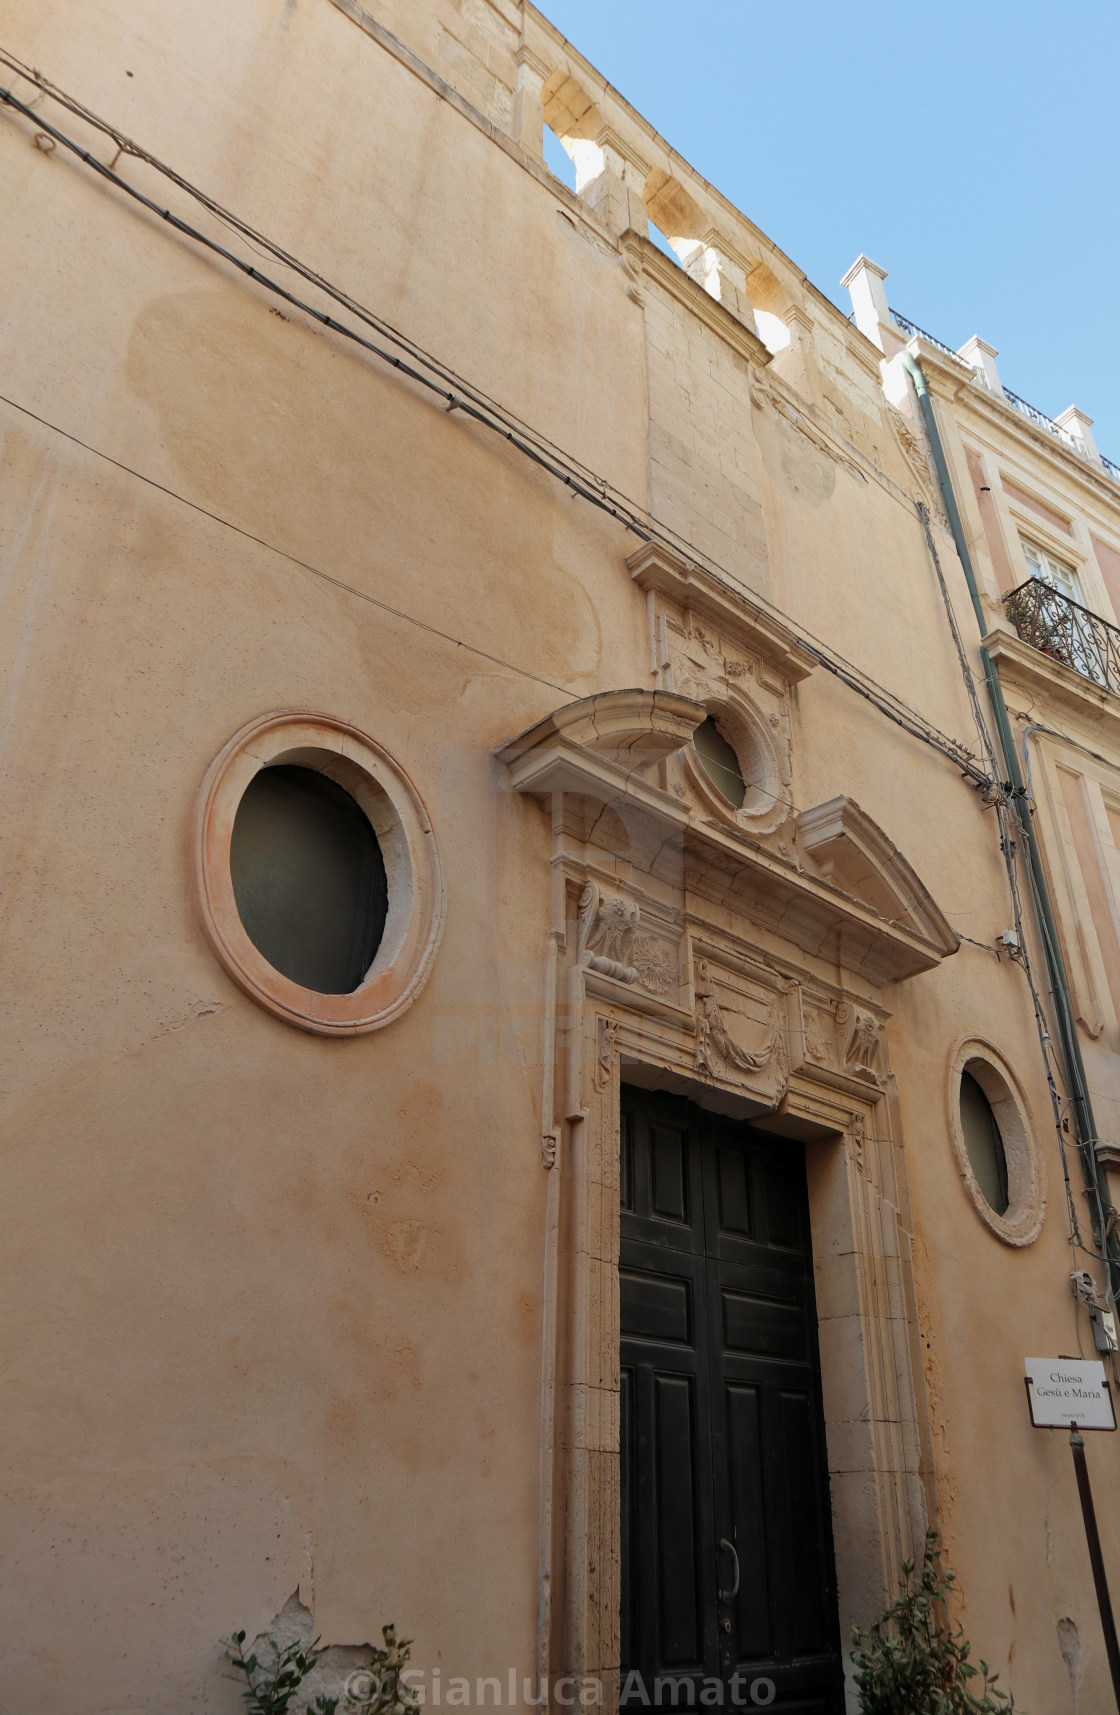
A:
1003 577 1120 693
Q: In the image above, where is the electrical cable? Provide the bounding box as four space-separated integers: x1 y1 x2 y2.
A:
916 501 1102 1282
0 387 581 700
0 58 993 795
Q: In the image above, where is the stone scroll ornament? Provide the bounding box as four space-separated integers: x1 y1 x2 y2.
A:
694 958 781 1078
577 883 676 995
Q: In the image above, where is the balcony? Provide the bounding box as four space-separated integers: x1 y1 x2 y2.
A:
1003 577 1120 693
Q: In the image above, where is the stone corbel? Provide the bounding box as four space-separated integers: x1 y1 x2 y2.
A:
771 304 818 403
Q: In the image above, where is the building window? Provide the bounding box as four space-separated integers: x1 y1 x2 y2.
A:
947 1039 1045 1245
693 715 746 808
958 1069 1010 1215
1021 536 1082 604
682 697 786 831
196 713 445 1035
230 765 388 995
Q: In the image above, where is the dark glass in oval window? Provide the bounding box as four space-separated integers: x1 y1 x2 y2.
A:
959 1069 1010 1215
230 765 388 995
693 715 746 809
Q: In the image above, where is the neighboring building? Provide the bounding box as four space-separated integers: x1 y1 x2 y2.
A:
1 3 1118 1712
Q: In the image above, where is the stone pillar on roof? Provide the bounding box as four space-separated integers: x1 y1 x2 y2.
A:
570 127 650 236
841 254 893 352
673 231 755 326
514 45 550 155
957 336 1005 398
1055 406 1101 468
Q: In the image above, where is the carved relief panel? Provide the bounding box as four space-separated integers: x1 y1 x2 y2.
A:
690 952 790 1108
577 881 682 1004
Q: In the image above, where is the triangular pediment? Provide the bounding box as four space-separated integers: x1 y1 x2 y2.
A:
796 796 959 958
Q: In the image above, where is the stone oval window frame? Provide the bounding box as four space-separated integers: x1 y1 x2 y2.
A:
683 696 785 832
947 1035 1046 1246
195 711 445 1035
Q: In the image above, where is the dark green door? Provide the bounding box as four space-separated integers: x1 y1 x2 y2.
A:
619 1086 843 1713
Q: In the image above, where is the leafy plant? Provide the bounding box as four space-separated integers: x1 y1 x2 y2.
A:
850 1529 1019 1714
226 1620 418 1715
346 1625 422 1715
226 1629 338 1715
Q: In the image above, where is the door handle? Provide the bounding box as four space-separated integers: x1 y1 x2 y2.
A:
718 1537 740 1602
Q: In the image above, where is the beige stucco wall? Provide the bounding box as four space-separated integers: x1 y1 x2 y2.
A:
1 1 1118 1711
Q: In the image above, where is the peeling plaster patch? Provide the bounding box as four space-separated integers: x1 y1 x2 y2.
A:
1057 1616 1085 1714
251 1591 380 1713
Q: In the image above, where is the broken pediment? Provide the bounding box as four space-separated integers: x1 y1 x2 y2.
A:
499 688 705 775
796 796 959 959
498 691 959 987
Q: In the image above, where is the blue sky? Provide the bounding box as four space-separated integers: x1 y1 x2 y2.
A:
539 0 1120 461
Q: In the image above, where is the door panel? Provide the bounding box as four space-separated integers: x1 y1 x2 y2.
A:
723 1381 771 1662
620 1087 843 1713
654 1373 703 1664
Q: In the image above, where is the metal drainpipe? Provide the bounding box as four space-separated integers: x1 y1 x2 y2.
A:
901 351 1119 1287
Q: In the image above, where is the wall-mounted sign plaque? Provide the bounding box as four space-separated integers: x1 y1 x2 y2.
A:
1025 1358 1116 1430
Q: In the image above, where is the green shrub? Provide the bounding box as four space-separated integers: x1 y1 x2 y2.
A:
226 1629 338 1714
850 1530 1019 1714
226 1620 419 1715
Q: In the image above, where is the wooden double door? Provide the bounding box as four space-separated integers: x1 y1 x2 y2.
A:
619 1087 843 1713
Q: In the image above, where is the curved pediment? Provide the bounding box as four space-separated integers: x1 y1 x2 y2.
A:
797 796 959 959
499 689 707 772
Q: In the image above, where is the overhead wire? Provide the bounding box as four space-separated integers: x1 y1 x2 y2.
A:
0 54 992 795
0 387 580 700
11 41 1100 1289
916 501 1101 1285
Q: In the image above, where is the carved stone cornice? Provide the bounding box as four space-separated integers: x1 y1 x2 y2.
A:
626 540 816 687
680 817 951 987
911 339 1120 510
500 686 704 771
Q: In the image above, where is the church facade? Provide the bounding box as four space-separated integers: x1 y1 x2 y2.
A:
2 1 1119 1711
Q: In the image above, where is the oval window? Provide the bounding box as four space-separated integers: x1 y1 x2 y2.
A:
694 716 746 809
959 1068 1010 1215
230 764 388 995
